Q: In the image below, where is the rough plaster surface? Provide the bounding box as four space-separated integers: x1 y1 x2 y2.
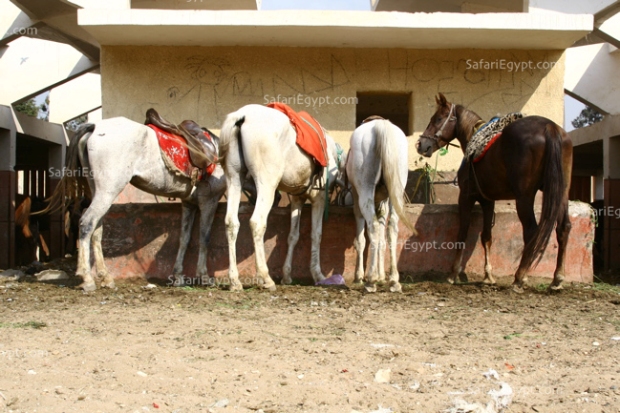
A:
101 46 565 172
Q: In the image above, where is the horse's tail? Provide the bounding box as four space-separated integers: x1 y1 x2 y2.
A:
218 110 246 170
521 122 565 270
36 123 95 215
373 120 417 235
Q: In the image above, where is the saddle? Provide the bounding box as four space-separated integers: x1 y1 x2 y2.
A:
361 115 386 124
144 108 218 171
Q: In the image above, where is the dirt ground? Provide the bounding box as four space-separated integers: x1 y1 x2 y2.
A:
1 260 620 413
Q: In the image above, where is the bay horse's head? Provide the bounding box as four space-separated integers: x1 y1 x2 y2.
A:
417 93 458 157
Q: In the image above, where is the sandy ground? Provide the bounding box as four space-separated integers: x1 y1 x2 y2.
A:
1 262 620 413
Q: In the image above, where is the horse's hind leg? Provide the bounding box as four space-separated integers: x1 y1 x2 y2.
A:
550 202 571 290
225 170 244 291
376 200 388 284
172 201 197 285
308 191 326 284
92 220 115 289
386 202 402 293
249 184 277 290
514 194 538 291
357 190 381 293
352 188 366 284
480 199 496 285
77 192 116 291
282 195 304 285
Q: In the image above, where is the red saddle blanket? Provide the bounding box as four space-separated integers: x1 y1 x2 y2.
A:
147 124 216 179
267 102 328 167
473 132 502 163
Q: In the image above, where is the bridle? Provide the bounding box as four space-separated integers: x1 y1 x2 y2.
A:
420 103 460 149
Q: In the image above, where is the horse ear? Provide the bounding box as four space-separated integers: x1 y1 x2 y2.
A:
436 93 447 107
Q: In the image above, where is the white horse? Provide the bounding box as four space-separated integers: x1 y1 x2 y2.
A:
219 104 343 291
345 118 416 292
43 116 226 291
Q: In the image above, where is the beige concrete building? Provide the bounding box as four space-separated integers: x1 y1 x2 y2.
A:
5 0 619 270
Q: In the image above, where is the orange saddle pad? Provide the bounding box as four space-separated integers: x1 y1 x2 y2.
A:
267 102 328 167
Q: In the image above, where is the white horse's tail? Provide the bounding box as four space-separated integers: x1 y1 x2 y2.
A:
218 110 246 170
373 120 416 234
36 123 95 215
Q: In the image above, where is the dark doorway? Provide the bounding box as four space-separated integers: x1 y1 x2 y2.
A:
356 92 411 135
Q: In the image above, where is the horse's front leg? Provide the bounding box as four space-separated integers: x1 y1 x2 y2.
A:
172 201 197 286
480 199 496 285
282 196 304 285
308 192 326 284
449 195 476 285
196 196 221 287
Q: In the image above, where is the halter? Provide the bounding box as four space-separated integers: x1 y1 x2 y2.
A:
420 104 459 149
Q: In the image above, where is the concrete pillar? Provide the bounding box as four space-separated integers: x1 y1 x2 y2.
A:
604 135 620 270
48 144 64 258
0 126 16 269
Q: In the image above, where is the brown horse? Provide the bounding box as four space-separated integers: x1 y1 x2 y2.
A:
417 93 573 291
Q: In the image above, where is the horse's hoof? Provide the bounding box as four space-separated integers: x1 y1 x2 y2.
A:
548 283 563 292
364 283 377 293
79 282 97 292
389 282 402 293
229 281 243 292
262 279 277 291
281 277 292 285
101 280 116 289
482 278 496 285
446 277 456 285
353 278 364 285
511 284 525 294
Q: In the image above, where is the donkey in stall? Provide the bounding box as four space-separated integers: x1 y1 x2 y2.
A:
345 117 417 293
42 111 224 291
218 104 344 291
417 93 573 292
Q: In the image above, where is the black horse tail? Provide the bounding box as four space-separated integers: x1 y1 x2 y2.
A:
521 122 565 270
35 123 95 215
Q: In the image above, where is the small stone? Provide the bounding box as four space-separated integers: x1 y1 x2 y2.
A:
36 270 69 282
212 399 229 408
374 369 391 384
0 269 24 282
137 371 148 377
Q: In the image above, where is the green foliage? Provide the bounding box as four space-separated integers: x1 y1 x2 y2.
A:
571 106 603 129
13 96 49 120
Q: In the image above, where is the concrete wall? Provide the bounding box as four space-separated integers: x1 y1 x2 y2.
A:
101 46 565 172
101 202 594 285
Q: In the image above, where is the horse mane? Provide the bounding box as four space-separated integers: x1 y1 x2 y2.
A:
455 105 483 146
